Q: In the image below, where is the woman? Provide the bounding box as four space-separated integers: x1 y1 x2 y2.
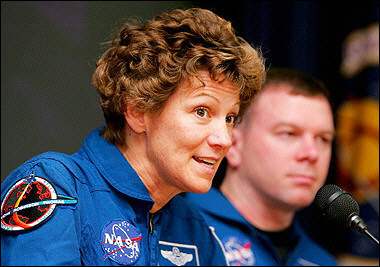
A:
1 8 265 265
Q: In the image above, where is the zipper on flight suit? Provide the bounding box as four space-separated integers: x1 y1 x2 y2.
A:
149 212 155 234
148 212 157 265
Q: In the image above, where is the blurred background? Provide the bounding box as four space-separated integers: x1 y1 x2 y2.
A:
1 1 378 264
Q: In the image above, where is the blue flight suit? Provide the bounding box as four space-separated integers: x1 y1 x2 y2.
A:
1 127 228 266
185 187 337 266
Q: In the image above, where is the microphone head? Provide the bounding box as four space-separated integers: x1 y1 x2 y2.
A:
314 184 360 226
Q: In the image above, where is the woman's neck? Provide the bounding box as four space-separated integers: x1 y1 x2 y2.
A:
117 142 180 213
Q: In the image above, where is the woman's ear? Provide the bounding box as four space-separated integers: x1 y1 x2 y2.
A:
225 128 243 168
124 106 146 134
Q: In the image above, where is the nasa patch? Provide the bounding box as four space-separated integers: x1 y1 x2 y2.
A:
101 219 142 265
1 173 78 232
223 236 255 266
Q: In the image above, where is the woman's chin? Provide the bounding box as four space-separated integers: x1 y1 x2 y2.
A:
188 180 213 194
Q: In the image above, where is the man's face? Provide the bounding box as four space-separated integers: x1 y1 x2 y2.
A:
231 84 334 210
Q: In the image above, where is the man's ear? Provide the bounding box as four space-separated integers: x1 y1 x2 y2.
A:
225 128 243 168
124 105 146 134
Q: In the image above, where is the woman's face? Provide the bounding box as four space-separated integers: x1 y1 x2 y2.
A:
144 71 240 194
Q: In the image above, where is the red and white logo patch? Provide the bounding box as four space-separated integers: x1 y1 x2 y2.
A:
1 173 77 232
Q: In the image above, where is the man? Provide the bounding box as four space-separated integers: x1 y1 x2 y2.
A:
185 68 337 265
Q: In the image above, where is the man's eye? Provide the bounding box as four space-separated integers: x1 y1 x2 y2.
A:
318 136 333 144
195 108 209 118
280 131 296 137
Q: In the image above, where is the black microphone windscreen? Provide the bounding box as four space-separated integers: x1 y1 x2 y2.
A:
314 184 359 226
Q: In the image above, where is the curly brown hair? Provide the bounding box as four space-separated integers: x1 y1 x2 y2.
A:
92 8 265 145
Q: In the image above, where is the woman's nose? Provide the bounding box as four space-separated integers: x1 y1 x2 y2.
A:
207 121 232 149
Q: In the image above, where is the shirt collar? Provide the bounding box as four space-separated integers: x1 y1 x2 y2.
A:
186 187 248 224
82 127 153 202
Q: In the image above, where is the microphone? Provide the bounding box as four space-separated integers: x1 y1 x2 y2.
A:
314 184 379 245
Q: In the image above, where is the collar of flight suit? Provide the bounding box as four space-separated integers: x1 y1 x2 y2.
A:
81 127 154 203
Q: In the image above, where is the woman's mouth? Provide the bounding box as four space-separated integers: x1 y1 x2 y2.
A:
192 156 217 169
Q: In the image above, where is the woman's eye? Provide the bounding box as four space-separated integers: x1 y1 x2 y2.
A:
226 115 237 125
195 107 209 118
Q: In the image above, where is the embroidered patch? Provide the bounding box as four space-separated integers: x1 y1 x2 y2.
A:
159 241 199 266
222 236 255 266
1 173 78 232
101 219 142 265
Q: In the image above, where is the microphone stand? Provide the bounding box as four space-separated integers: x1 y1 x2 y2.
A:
364 230 379 245
350 215 379 246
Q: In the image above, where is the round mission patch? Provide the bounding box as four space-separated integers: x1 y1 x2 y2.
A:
101 219 142 265
1 174 77 232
